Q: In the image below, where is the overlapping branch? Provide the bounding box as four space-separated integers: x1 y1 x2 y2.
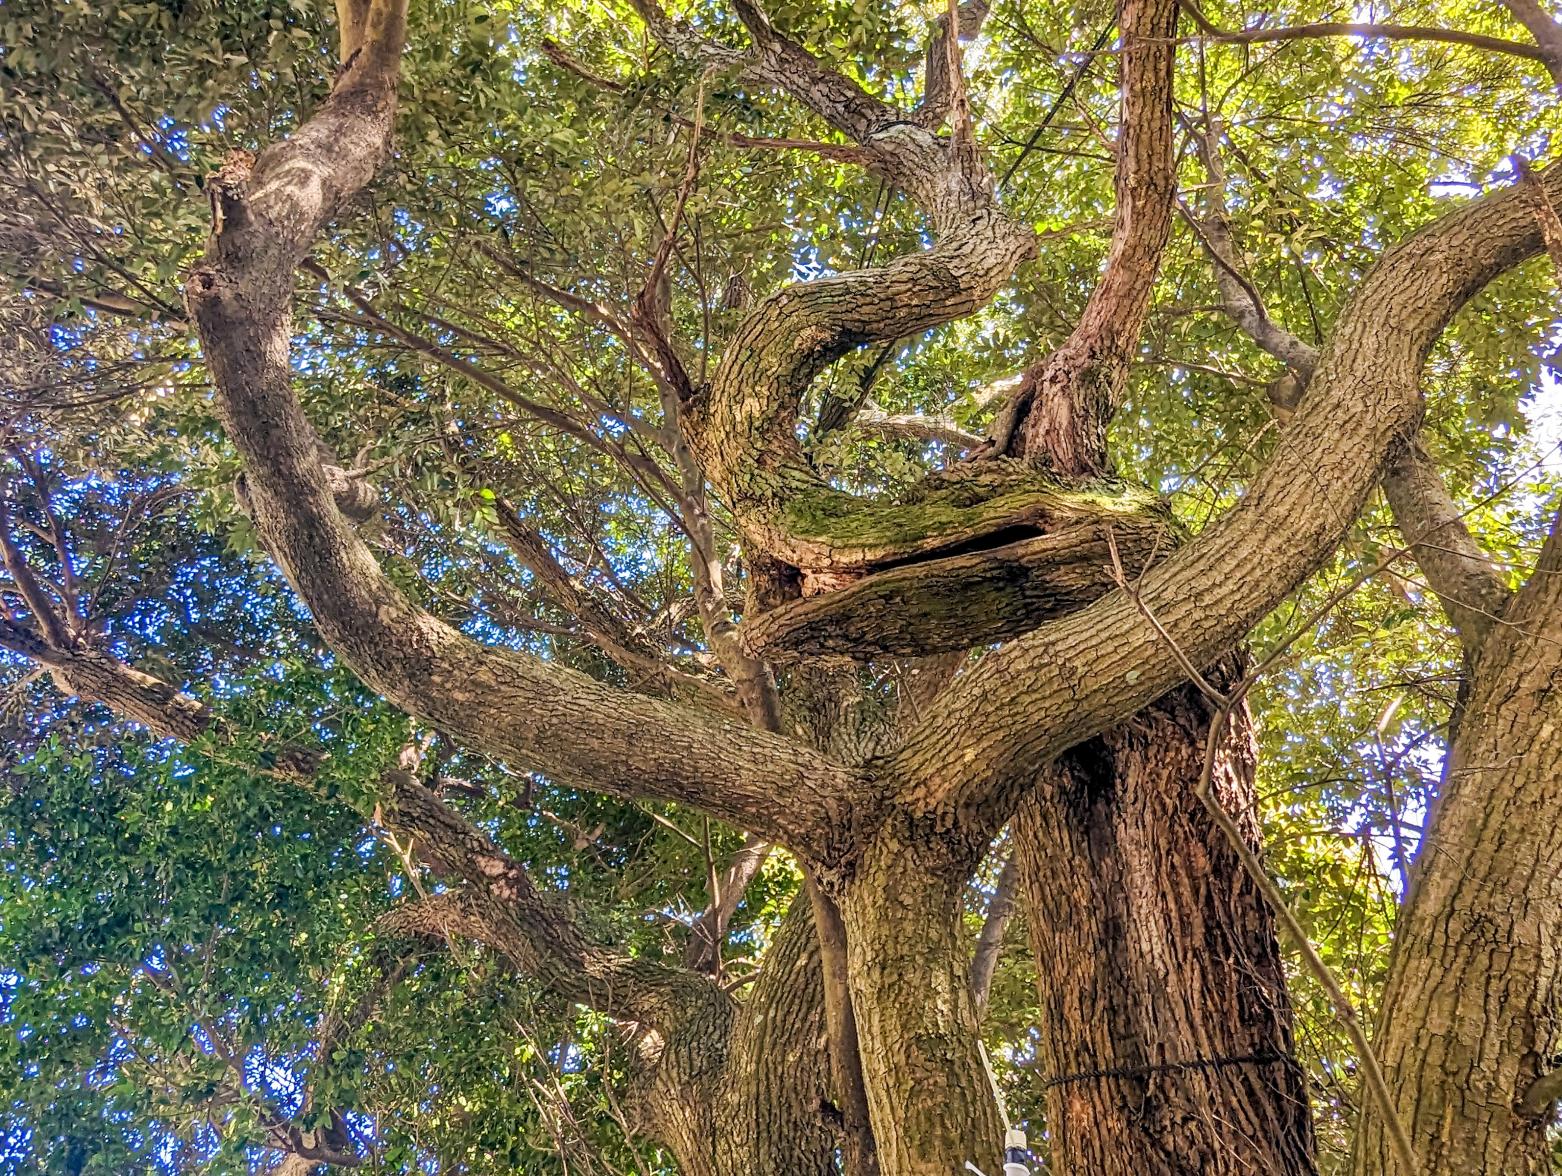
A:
1189 124 1512 652
630 2 1183 663
180 0 864 864
895 161 1562 814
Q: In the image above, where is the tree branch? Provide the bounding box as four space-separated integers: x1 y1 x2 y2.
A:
895 162 1562 815
1497 0 1562 85
1507 495 1562 628
915 1 992 129
1381 441 1513 652
968 851 1019 1018
383 776 730 1027
1191 122 1513 653
1 614 725 1028
684 833 772 973
991 0 1180 473
181 2 863 864
1185 119 1323 378
850 403 983 449
1183 10 1555 74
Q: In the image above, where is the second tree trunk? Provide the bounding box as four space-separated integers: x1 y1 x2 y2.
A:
1015 683 1317 1175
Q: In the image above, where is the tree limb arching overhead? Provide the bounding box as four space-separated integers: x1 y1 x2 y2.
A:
895 159 1562 817
180 0 867 869
1189 123 1513 654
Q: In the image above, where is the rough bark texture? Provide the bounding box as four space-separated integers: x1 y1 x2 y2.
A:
25 2 1551 1172
894 161 1562 818
839 831 1007 1175
988 0 1178 471
1353 518 1562 1176
994 5 1317 1169
740 501 1170 660
1016 684 1315 1175
709 895 840 1176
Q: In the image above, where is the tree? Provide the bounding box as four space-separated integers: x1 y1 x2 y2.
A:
1 0 1560 1174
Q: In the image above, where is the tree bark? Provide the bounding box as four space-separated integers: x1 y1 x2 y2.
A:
1352 519 1562 1176
985 0 1318 1167
1015 682 1316 1174
838 830 1007 1176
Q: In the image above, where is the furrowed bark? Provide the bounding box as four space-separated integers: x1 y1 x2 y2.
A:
740 496 1171 660
915 2 992 129
1015 681 1316 1175
709 894 841 1176
897 162 1562 816
807 878 881 1176
181 1 866 865
1353 511 1562 1176
993 8 1316 1165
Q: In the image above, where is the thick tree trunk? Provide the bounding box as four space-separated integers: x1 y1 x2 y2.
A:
634 893 841 1176
838 832 1007 1176
1015 682 1317 1175
1352 566 1562 1176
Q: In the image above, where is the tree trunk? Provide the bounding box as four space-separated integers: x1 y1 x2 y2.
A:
1015 681 1317 1175
838 831 1007 1176
1352 580 1562 1176
714 894 842 1176
637 892 843 1176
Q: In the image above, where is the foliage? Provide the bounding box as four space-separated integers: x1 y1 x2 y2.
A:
1 0 1558 1171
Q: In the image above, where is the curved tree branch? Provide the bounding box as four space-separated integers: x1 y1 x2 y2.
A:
1381 441 1513 652
634 3 1185 662
916 1 992 129
383 777 733 1028
1179 5 1556 77
968 851 1019 1018
895 162 1562 815
1497 0 1562 85
1190 122 1512 652
180 1 864 865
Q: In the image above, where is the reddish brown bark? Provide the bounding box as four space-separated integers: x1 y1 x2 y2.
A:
990 2 1316 1169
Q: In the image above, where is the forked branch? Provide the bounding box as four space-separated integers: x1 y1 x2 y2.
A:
897 162 1562 815
182 0 864 863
